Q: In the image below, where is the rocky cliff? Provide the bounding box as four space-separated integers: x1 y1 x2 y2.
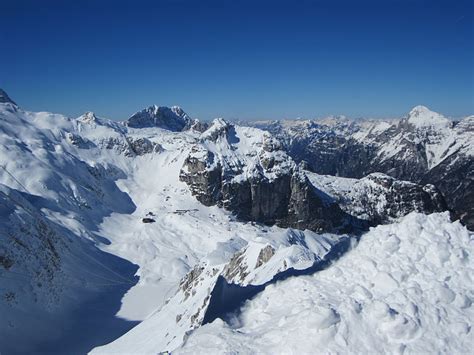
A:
180 119 356 233
246 106 473 229
307 172 447 225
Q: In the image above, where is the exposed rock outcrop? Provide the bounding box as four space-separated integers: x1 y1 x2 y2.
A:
180 119 357 233
127 105 194 131
0 88 17 105
246 106 473 229
98 136 162 157
306 172 447 225
255 245 275 268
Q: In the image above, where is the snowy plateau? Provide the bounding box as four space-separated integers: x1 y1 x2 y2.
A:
0 88 472 354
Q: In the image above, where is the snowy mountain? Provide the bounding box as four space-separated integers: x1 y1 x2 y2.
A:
0 90 471 354
246 106 474 230
178 212 473 354
126 105 196 131
0 88 16 105
180 118 361 233
306 172 446 225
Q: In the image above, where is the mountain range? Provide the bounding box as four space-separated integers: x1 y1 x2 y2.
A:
0 90 472 354
246 106 473 230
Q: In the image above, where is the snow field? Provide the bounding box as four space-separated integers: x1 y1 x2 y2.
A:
179 212 473 354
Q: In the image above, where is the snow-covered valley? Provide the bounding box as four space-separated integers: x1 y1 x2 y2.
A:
0 90 472 354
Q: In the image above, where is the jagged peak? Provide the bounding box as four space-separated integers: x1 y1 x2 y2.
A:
455 115 474 131
406 105 450 128
0 89 17 106
127 104 193 131
77 111 98 123
200 118 232 142
170 105 187 116
210 117 230 128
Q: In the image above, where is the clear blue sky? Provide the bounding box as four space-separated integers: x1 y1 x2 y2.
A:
1 0 473 120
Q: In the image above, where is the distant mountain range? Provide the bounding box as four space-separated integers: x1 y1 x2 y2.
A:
245 105 473 230
0 89 472 353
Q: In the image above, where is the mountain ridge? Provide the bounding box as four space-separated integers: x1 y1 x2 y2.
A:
0 89 471 353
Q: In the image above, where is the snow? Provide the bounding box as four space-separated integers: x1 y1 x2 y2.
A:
178 212 474 354
0 101 344 353
194 118 294 183
0 97 472 354
91 227 349 354
126 105 192 130
306 171 432 223
246 106 472 173
407 105 452 129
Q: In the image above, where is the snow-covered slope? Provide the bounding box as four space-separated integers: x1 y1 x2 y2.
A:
92 228 349 354
406 105 452 130
244 106 474 230
0 91 470 354
178 212 473 354
0 95 353 353
306 171 446 224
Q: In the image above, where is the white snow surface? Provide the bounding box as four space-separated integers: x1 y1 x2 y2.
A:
0 99 472 354
0 102 343 353
178 212 474 354
191 118 294 183
407 105 452 129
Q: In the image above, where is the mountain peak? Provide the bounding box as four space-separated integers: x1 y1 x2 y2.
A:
409 105 431 114
127 105 193 131
77 111 98 123
406 105 450 128
0 89 17 106
200 118 231 141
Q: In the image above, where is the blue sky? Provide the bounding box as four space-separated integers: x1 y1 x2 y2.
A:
1 0 473 120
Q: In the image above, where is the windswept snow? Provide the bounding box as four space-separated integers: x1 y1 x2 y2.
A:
0 101 349 353
0 96 472 354
178 212 474 354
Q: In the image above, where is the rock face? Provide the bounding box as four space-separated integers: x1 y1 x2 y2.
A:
307 172 447 225
255 245 275 268
126 137 162 156
422 150 474 229
247 106 473 230
127 105 194 131
180 119 356 233
0 88 16 105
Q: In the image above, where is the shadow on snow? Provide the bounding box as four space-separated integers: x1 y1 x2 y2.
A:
203 235 354 326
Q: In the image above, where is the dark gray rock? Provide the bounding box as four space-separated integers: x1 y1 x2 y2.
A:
180 148 223 207
422 153 474 230
99 136 161 157
126 137 162 156
246 110 472 230
127 105 193 131
179 121 360 234
0 89 17 106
